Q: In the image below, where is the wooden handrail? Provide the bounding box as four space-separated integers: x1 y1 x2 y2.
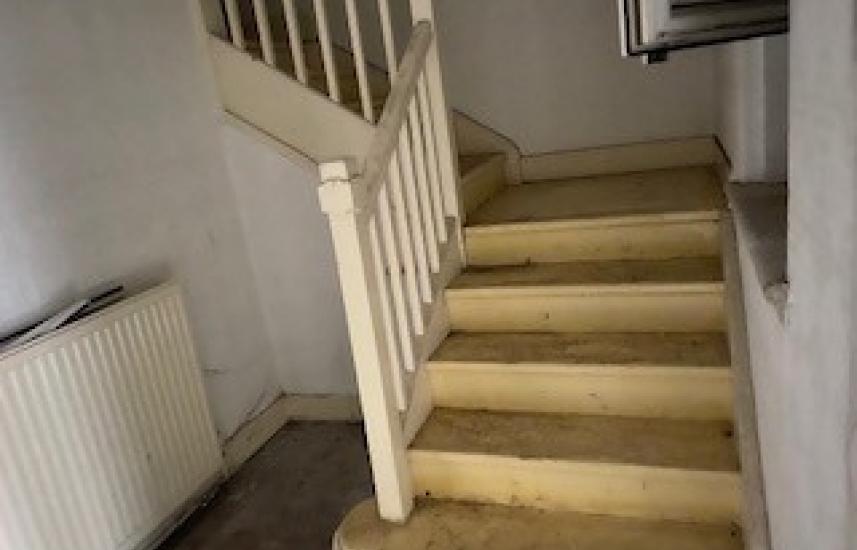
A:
356 21 433 211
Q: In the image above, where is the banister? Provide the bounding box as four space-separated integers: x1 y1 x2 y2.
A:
356 21 433 212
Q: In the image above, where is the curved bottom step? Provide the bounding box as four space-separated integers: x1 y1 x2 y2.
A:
335 499 742 550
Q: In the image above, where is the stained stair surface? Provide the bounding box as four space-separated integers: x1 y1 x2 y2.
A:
337 158 742 549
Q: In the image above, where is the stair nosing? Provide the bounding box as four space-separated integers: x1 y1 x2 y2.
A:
408 448 742 476
445 281 725 297
426 361 733 375
464 210 722 234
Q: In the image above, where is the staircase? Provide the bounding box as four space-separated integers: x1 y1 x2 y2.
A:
196 1 765 547
334 158 746 548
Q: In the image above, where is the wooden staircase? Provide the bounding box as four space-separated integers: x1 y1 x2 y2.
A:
335 157 745 549
197 2 762 547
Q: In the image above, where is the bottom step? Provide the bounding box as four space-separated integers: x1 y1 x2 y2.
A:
335 499 742 550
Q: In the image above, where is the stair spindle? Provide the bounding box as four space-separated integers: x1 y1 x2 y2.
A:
223 0 245 50
417 73 448 243
388 154 426 335
368 216 408 410
344 0 375 122
407 99 441 272
397 127 433 303
377 0 398 81
313 0 341 102
377 184 417 373
282 0 308 84
252 0 276 66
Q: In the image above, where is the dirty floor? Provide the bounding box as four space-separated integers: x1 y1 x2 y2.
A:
161 422 373 550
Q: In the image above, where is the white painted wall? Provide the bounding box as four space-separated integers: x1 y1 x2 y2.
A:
0 0 280 439
432 0 718 154
762 1 857 548
220 124 356 395
716 36 788 182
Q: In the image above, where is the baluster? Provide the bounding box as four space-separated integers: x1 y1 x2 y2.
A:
223 0 246 50
387 155 425 335
407 99 440 272
344 0 375 122
317 160 413 521
252 0 276 66
417 73 447 242
368 216 408 410
397 127 432 303
313 0 341 102
377 185 417 372
282 0 308 84
377 0 398 81
408 0 462 219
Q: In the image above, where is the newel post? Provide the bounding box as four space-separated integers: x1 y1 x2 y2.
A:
409 0 463 222
318 160 415 522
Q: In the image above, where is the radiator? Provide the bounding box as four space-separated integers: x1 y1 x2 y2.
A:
0 283 224 550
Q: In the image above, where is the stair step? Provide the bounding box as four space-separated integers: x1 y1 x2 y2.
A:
336 498 743 550
451 257 722 288
464 166 723 265
428 332 733 419
459 153 507 217
466 212 722 265
409 409 740 523
445 259 725 333
469 166 724 226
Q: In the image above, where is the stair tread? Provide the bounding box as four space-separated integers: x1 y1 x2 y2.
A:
468 166 725 226
411 409 738 472
449 257 723 290
431 332 730 366
337 498 742 550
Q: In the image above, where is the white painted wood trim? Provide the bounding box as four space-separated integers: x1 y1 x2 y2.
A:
252 0 276 66
208 36 373 163
313 0 342 103
281 394 362 421
410 1 463 223
222 393 364 475
318 161 414 522
222 394 292 474
453 110 523 185
282 0 308 84
223 0 245 49
720 210 772 550
344 0 375 122
521 136 725 182
377 0 398 80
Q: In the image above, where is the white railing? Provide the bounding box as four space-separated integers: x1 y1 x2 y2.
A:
217 0 402 123
318 17 461 521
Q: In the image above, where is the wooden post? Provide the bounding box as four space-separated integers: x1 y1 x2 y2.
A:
318 160 414 522
408 0 463 222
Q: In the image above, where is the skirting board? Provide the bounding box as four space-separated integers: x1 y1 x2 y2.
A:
521 136 725 182
720 211 772 550
223 393 362 474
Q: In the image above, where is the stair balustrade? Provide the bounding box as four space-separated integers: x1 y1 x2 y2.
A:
318 17 462 521
202 0 462 522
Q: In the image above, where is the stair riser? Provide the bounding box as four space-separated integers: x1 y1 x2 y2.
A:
446 286 725 333
428 365 734 420
465 219 721 265
410 452 741 524
462 157 507 218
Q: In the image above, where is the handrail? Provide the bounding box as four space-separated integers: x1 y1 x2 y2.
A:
315 18 459 522
357 21 433 211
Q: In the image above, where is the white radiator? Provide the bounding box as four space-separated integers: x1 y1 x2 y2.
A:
0 283 224 550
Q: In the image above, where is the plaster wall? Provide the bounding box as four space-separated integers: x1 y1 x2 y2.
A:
0 0 280 439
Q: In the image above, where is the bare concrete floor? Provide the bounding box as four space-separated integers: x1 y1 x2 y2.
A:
161 422 373 550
